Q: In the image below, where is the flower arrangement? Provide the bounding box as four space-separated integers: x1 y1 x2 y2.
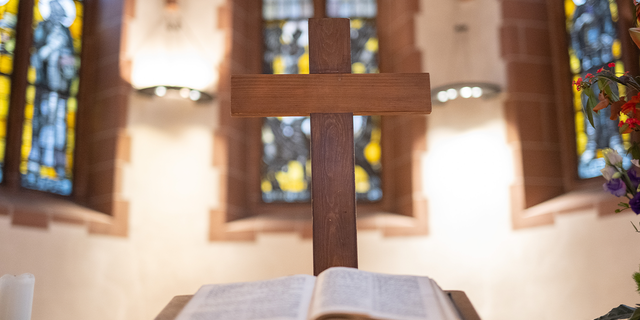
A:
573 2 640 319
574 61 640 218
598 148 640 216
574 62 640 141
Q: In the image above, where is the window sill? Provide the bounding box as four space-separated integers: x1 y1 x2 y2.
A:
512 184 622 229
0 187 116 231
211 210 428 241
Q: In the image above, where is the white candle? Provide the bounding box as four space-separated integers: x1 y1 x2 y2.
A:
0 273 35 320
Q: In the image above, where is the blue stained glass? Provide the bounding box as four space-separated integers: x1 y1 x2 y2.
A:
327 0 376 18
0 0 20 183
263 0 313 20
261 0 382 203
20 0 83 195
564 0 631 179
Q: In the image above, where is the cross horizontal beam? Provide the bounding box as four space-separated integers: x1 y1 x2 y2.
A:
231 73 431 117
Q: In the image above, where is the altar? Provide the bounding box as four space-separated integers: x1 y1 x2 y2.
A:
155 17 481 320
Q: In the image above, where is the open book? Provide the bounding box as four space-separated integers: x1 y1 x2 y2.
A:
175 267 462 320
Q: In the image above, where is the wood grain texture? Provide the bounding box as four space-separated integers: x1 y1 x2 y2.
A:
231 73 431 117
309 18 351 74
311 113 357 275
309 18 357 276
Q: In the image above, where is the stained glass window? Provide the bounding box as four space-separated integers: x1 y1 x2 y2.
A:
261 0 382 203
326 0 376 18
565 0 631 179
20 0 83 195
0 0 19 183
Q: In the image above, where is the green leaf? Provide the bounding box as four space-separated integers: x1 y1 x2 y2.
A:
628 142 640 160
632 221 640 233
620 123 630 134
583 87 597 128
634 270 640 295
598 78 619 101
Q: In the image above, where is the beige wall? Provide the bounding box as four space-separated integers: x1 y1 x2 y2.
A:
1 0 640 319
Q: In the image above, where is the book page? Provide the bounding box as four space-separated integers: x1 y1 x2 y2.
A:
308 267 460 320
175 274 316 320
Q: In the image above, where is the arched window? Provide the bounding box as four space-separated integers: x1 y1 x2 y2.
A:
502 0 639 228
19 0 84 195
260 0 382 204
211 0 428 240
565 0 631 179
0 0 132 236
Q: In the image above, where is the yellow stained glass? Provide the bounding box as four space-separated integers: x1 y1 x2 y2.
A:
575 112 585 154
66 131 74 149
354 165 370 193
612 39 621 59
569 51 580 74
20 0 84 195
352 62 366 74
0 76 10 96
70 78 79 96
0 54 12 74
67 111 75 128
261 179 273 193
365 38 378 52
273 55 285 74
0 0 19 181
609 0 618 22
0 99 7 118
564 0 575 20
297 52 309 74
364 142 380 165
566 0 627 179
6 0 18 13
23 104 33 119
262 1 381 202
65 154 72 175
275 160 306 192
67 96 77 113
27 66 35 83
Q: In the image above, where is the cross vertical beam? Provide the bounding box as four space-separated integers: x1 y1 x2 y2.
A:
309 18 357 275
230 18 431 276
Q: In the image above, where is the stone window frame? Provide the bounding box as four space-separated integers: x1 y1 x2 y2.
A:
0 0 133 237
210 0 429 240
502 0 639 229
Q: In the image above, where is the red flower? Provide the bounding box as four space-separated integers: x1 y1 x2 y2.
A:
597 67 604 73
585 73 594 78
609 62 616 68
621 93 640 115
628 118 640 127
574 77 583 91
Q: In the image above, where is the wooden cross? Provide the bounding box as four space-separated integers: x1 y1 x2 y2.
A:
231 18 431 276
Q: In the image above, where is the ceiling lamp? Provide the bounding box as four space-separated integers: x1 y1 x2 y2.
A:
131 0 215 102
431 1 501 106
432 82 501 104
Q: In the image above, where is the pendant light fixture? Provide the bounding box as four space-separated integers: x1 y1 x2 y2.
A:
130 0 216 102
431 2 501 105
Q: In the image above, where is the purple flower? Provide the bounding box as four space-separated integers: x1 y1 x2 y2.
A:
603 178 627 197
630 194 640 215
629 169 640 189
